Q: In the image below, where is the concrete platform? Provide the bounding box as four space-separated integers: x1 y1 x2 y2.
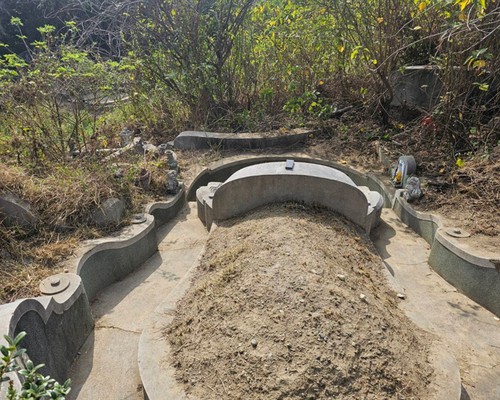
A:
67 203 208 400
173 129 312 150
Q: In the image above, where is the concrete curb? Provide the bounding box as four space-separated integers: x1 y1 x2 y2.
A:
146 187 186 227
187 155 499 317
173 129 313 150
138 243 209 400
0 191 187 387
186 155 395 202
0 274 93 385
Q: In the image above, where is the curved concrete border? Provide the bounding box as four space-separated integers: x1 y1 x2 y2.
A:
187 155 499 317
186 155 394 207
392 191 500 316
0 191 187 390
0 274 93 385
74 214 157 300
204 162 382 233
145 187 186 227
173 129 313 150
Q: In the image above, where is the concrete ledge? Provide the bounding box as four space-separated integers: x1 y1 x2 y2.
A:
186 155 392 202
138 244 208 400
75 214 157 300
173 129 312 150
146 187 186 227
0 274 93 384
393 191 441 245
429 229 500 316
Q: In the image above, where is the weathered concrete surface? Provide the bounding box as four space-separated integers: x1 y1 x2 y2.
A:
0 274 93 385
372 209 500 400
186 155 394 207
173 129 311 150
0 191 37 227
211 161 382 234
429 229 500 317
390 66 442 109
75 215 157 301
146 187 186 227
67 203 208 400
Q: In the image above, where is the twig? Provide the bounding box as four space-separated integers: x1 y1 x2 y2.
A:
217 371 228 395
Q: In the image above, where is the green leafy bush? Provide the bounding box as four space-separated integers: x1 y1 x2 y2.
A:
1 331 71 400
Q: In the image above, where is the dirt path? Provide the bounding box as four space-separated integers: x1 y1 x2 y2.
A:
67 203 208 400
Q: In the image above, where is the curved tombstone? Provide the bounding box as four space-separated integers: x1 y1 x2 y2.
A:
173 129 311 150
198 161 383 234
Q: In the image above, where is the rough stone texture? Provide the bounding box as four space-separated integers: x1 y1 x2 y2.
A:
390 66 442 109
0 192 37 227
90 198 125 227
210 162 382 234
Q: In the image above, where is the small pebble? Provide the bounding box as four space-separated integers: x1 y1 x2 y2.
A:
360 294 367 302
251 339 258 348
397 293 406 299
336 274 346 281
494 317 499 322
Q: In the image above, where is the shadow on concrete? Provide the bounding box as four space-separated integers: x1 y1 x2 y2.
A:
447 301 478 318
68 204 193 398
460 385 471 400
67 331 94 400
369 218 397 261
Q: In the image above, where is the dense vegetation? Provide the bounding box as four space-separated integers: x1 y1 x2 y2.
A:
0 0 498 164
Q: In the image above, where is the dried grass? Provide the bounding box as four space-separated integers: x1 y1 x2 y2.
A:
0 161 135 303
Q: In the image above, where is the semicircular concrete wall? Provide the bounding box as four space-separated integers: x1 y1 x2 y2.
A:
211 162 380 234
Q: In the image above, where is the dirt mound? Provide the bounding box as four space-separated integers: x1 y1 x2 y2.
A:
165 204 434 399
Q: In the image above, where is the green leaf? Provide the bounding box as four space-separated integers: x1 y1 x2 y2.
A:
10 17 23 27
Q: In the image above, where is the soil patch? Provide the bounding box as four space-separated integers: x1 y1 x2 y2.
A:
165 204 434 399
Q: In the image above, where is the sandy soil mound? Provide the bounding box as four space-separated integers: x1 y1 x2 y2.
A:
165 204 434 399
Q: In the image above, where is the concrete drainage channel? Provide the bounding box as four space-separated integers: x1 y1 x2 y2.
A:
1 155 498 399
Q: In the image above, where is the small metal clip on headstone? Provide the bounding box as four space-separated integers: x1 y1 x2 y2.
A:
285 159 295 170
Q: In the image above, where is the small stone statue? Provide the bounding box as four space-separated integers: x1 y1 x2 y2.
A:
165 150 178 172
166 170 179 194
119 128 133 146
404 176 422 203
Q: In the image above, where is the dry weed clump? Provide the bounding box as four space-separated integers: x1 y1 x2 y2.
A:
0 162 132 227
0 161 135 304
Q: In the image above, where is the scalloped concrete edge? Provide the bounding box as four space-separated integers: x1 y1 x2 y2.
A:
187 155 499 317
173 129 314 150
138 225 461 400
0 188 186 388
